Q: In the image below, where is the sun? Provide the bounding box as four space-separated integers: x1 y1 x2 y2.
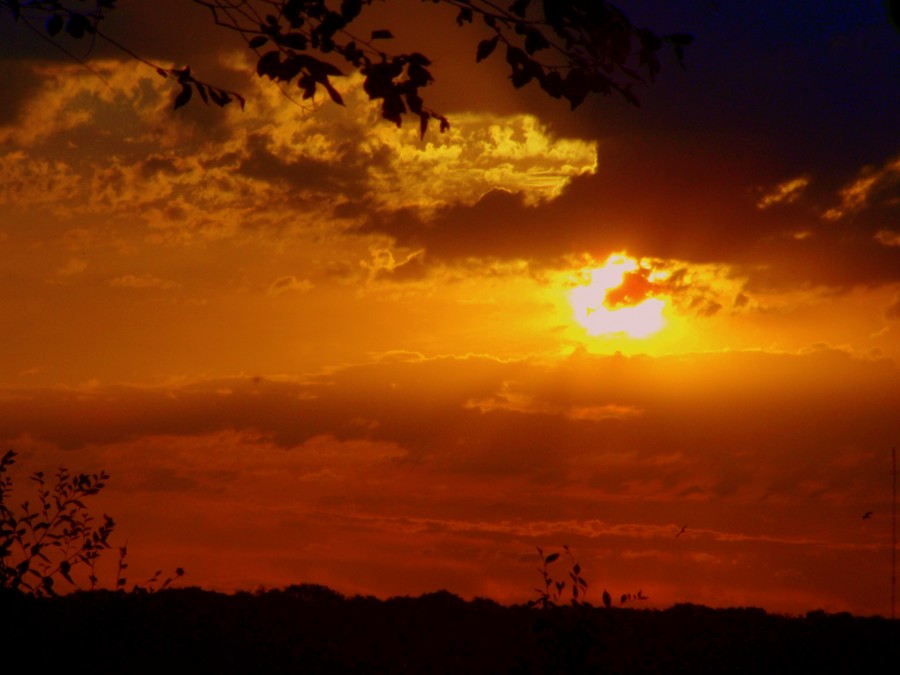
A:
569 253 667 338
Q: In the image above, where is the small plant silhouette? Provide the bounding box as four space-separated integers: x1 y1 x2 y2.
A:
114 544 184 593
0 449 182 595
528 544 589 609
619 589 648 605
0 450 114 595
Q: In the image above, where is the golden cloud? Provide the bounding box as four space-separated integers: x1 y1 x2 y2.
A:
756 175 810 209
361 111 598 213
108 274 180 290
0 58 195 153
55 257 88 276
558 253 750 319
875 229 900 247
235 65 599 213
0 58 597 250
885 294 900 320
0 151 82 209
266 275 313 296
823 154 900 220
464 385 643 421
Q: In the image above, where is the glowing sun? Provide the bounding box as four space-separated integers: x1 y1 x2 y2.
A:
569 254 667 338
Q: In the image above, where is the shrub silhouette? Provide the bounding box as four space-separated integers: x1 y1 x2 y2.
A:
0 449 182 595
528 544 650 610
528 544 589 608
0 450 114 595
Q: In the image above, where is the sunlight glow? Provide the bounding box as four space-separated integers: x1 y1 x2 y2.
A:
569 254 666 338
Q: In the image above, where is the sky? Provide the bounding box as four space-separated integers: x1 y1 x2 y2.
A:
1 1 899 616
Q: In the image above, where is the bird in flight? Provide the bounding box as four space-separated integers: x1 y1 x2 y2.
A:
676 525 687 538
862 511 873 520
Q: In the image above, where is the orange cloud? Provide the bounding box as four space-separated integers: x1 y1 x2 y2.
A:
266 275 313 296
0 347 895 614
823 154 900 221
875 229 900 247
109 274 180 290
0 58 596 258
756 175 810 209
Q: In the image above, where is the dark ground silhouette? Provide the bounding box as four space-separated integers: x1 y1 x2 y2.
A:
2 584 897 674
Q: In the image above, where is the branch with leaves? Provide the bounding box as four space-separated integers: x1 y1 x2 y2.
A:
0 449 115 596
1 0 246 110
528 544 589 609
458 0 692 108
0 449 183 596
191 0 451 136
189 0 691 135
2 0 691 136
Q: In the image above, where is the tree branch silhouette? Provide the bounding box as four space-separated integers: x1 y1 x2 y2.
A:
0 449 183 596
2 1 691 136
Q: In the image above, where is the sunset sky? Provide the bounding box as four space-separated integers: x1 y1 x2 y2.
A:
1 1 899 616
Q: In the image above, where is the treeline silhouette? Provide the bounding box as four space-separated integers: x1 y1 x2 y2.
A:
2 584 897 674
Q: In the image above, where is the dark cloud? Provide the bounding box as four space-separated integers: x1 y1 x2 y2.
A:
2 349 896 494
0 59 42 126
605 269 658 307
5 1 897 291
140 155 182 178
237 131 374 195
0 1 247 69
363 158 900 290
346 1 900 290
1 349 894 614
885 294 900 320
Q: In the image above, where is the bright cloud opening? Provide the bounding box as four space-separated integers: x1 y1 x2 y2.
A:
569 254 667 338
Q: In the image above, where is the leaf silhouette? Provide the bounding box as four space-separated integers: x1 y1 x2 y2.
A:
476 37 499 63
173 85 193 110
46 14 64 37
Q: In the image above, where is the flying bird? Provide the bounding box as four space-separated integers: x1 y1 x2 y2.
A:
676 525 687 538
862 511 873 520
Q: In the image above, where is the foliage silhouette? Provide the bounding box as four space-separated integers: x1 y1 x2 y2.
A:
528 544 589 608
0 449 114 595
4 585 898 674
0 449 182 595
620 588 648 605
114 543 185 593
1 1 692 136
529 544 650 611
